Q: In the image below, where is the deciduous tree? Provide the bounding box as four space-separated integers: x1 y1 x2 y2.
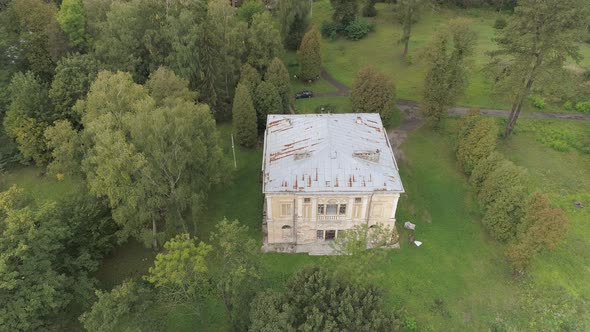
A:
145 234 213 303
455 110 498 174
210 219 260 330
250 266 401 331
57 0 89 49
350 66 396 122
3 71 52 164
506 193 568 273
478 159 528 241
265 58 292 114
330 0 359 27
237 0 265 26
489 0 588 136
232 83 258 147
67 70 227 248
80 280 153 332
298 26 322 81
3 0 67 80
49 53 100 127
45 120 83 176
422 19 476 128
393 0 429 57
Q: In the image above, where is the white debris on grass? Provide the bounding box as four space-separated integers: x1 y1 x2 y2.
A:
404 221 416 230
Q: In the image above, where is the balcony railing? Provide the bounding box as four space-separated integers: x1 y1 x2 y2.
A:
318 215 346 221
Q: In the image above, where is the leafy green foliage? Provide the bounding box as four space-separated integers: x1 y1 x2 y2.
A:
3 71 53 164
330 0 358 27
247 12 284 72
527 94 545 109
489 0 588 135
250 266 401 331
493 16 506 29
237 0 265 26
210 219 260 330
240 63 262 96
63 70 227 248
393 0 429 57
232 83 258 147
320 21 341 40
575 101 590 113
254 81 282 132
275 0 310 50
57 0 89 49
93 0 170 82
146 234 213 303
344 17 374 40
3 0 67 80
44 120 83 176
506 193 568 273
330 224 394 285
298 26 322 81
455 111 498 174
80 280 153 332
265 58 292 114
202 0 248 121
145 67 197 107
49 53 100 126
0 186 116 331
422 19 477 128
478 159 528 241
350 66 396 122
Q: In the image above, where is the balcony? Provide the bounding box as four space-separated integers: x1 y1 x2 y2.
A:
318 215 346 222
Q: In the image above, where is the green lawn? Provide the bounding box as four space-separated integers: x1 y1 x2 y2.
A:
499 131 590 304
309 1 590 112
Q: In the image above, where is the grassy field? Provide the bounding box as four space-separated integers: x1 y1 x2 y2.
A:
307 1 590 112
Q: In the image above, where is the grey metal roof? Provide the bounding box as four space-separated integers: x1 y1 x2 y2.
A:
262 113 404 194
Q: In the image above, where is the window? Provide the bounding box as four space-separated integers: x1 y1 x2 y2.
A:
280 203 291 217
355 197 362 203
325 230 336 240
317 204 325 215
316 230 324 240
339 204 347 215
371 204 383 217
304 197 311 203
326 204 338 215
282 225 292 239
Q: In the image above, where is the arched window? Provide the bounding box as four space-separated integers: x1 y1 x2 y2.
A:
281 225 292 240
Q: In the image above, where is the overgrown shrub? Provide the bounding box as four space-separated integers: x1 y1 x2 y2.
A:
320 21 341 40
575 100 590 113
456 111 499 174
528 94 545 109
345 18 374 40
563 101 574 112
493 17 507 29
478 160 528 241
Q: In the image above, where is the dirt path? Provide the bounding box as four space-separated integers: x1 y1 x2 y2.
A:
314 69 590 121
314 69 350 97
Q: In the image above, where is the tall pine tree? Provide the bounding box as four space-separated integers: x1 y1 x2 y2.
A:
298 26 322 82
232 83 258 147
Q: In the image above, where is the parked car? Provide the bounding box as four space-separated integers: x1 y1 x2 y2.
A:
295 90 313 99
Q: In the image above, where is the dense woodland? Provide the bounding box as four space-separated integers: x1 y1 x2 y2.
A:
0 0 589 331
